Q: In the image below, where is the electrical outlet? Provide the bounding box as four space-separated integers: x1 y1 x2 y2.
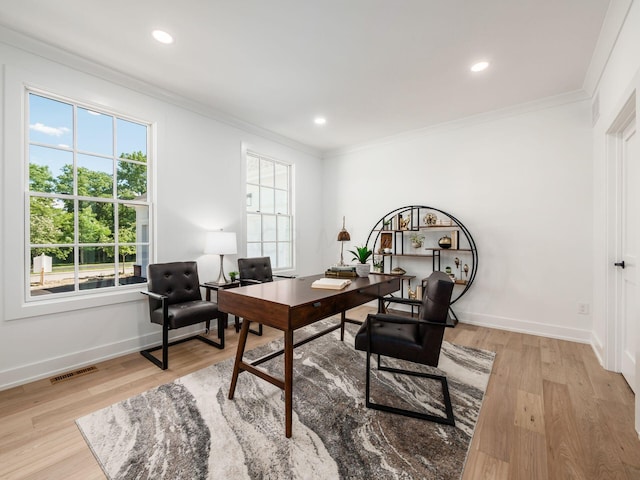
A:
577 303 590 315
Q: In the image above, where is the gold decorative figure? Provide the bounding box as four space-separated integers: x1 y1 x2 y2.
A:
408 287 417 300
463 263 469 279
399 216 411 230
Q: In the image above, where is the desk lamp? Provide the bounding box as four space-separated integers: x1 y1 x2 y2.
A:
337 216 351 266
205 230 237 284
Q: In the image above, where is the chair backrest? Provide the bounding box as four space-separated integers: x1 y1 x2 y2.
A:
418 271 454 365
147 262 202 310
237 257 274 283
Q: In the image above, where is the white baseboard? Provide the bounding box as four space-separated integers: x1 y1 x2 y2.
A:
458 311 592 344
0 327 202 391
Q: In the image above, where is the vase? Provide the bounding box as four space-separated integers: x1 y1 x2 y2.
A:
438 236 452 249
355 263 370 277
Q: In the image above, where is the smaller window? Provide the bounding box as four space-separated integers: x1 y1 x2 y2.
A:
245 151 292 269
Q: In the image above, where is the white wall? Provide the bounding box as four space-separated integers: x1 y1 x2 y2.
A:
0 41 324 390
323 98 594 342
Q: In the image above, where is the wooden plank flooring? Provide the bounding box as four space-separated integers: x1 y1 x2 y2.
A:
0 306 638 479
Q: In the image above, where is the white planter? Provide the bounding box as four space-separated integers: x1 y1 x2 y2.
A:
355 263 370 277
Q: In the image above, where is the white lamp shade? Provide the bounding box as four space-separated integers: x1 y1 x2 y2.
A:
204 231 237 255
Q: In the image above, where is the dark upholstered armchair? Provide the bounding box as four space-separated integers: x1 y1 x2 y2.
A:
141 261 226 370
236 256 294 336
354 271 456 425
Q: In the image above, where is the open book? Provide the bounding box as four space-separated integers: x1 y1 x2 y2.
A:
311 277 352 290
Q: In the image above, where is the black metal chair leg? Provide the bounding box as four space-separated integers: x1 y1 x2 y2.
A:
365 354 455 426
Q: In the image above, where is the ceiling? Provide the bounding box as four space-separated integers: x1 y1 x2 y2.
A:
0 0 613 154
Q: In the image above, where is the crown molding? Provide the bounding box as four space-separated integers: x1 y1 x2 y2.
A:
582 0 634 97
0 24 321 159
323 90 590 159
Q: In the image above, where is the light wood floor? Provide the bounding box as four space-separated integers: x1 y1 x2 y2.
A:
1 306 639 479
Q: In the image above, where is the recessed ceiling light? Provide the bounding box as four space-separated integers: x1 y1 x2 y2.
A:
152 30 174 44
470 61 489 72
314 117 327 125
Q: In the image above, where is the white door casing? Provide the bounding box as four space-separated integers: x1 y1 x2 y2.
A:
619 117 638 391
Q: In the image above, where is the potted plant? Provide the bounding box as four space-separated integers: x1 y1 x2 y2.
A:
349 245 373 277
229 271 239 282
410 232 425 248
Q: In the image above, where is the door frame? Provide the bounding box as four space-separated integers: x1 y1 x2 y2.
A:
605 92 636 373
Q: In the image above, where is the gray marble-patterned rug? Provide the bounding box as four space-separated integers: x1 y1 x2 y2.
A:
76 320 495 480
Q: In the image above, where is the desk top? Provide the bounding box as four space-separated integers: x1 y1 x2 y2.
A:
217 273 400 330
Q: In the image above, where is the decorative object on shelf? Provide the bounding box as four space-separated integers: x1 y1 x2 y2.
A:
383 219 392 230
229 271 239 282
380 232 393 252
454 257 460 278
410 232 425 248
423 213 438 226
399 215 411 230
373 256 383 273
337 216 351 266
348 245 373 277
408 287 417 299
451 230 459 249
445 266 452 274
204 229 238 285
438 235 452 249
390 267 406 275
463 264 469 279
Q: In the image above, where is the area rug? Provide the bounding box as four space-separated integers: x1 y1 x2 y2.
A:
76 320 495 479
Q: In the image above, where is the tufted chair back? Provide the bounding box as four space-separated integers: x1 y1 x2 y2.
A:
237 257 274 284
147 262 202 311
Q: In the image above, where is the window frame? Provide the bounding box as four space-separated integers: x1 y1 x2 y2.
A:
24 88 152 301
244 150 294 271
1 64 157 321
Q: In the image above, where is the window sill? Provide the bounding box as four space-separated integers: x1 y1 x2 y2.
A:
3 285 147 321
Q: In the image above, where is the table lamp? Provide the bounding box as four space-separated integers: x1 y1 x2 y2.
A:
337 216 350 266
205 230 237 284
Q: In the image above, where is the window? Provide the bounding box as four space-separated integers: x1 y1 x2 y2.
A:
245 151 292 269
27 91 151 299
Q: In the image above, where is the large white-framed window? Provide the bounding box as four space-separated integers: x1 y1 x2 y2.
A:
26 89 151 300
245 151 293 270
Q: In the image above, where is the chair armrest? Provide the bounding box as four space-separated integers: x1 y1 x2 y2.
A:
141 291 166 301
383 296 421 307
274 274 296 279
239 278 263 285
368 313 455 328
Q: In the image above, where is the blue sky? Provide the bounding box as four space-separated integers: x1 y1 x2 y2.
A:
29 93 147 180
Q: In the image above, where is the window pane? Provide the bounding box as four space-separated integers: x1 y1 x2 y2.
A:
277 216 291 242
260 158 274 187
117 159 147 200
118 204 149 243
78 107 113 156
246 184 259 212
79 246 115 290
78 201 114 243
247 154 260 184
275 163 288 190
78 154 113 198
263 215 276 242
260 186 274 213
29 146 73 194
30 196 74 244
116 118 147 158
247 214 261 242
275 190 288 214
30 247 75 296
263 242 276 263
277 242 291 269
247 242 262 257
117 245 148 285
29 94 73 148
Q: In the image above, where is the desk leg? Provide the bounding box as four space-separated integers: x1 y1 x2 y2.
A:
284 328 293 438
228 319 251 400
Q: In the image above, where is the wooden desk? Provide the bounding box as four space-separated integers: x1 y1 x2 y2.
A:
217 273 400 438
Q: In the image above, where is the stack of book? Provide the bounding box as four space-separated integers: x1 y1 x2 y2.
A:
325 265 357 278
